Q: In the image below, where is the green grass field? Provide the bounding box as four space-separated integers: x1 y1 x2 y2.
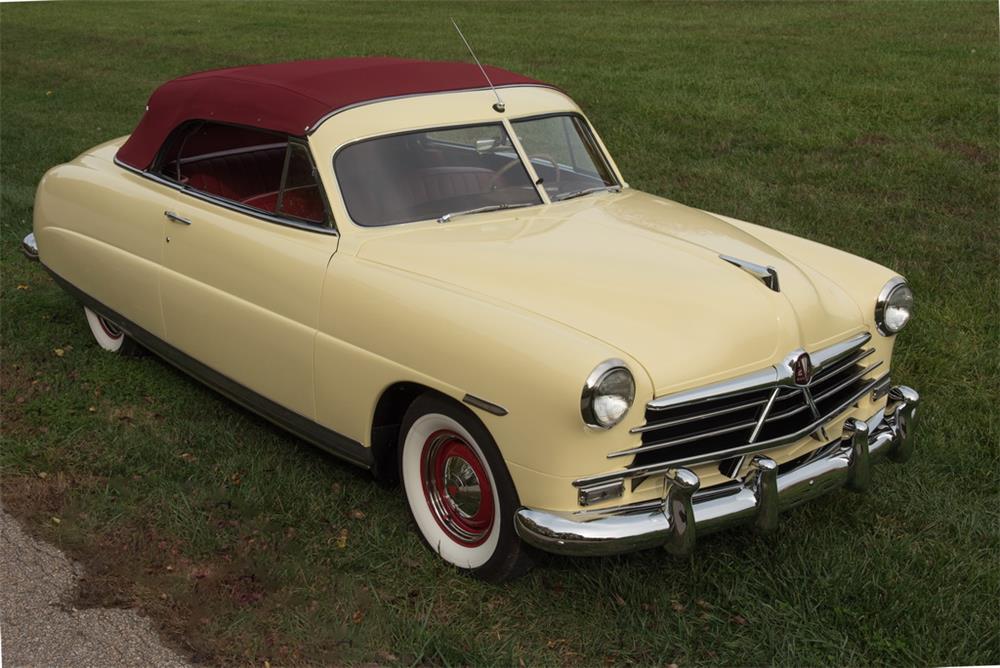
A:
2 2 997 665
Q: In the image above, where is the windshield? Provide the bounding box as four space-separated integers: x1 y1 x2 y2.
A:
511 114 618 200
334 114 618 227
335 123 542 227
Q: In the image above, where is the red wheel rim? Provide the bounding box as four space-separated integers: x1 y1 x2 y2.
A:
98 316 123 340
419 429 495 547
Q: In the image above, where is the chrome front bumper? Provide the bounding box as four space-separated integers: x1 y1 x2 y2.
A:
515 385 919 557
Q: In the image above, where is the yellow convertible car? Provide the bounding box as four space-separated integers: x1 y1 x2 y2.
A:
25 58 919 581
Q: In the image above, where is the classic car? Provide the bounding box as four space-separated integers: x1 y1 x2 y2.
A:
25 57 919 581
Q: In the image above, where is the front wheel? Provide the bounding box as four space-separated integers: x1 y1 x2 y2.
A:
399 394 533 582
84 307 143 356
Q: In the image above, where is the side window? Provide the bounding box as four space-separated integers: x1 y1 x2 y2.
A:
276 143 327 225
155 122 329 227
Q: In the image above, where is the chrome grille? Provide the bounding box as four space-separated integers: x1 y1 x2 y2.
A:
618 332 887 472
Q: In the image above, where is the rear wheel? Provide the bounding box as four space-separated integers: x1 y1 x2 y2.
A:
84 307 143 356
399 394 533 582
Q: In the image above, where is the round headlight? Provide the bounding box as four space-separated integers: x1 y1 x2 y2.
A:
581 360 635 429
875 277 914 335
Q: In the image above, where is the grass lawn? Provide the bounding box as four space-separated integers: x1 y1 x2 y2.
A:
2 1 997 665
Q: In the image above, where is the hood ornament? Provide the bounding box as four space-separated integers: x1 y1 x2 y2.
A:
719 254 780 292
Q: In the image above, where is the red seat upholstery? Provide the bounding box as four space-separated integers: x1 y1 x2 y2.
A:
242 186 325 223
178 146 324 222
180 146 286 210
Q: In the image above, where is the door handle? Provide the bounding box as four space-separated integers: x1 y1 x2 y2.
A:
164 211 192 226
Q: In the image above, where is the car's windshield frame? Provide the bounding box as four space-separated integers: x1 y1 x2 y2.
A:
331 111 619 229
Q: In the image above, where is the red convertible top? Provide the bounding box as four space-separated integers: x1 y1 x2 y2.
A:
115 57 547 170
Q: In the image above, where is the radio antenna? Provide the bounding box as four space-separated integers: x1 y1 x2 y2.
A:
451 18 506 113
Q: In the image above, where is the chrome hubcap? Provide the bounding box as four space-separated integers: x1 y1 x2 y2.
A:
443 456 482 518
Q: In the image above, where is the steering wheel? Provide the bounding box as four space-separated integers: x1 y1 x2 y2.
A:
487 153 562 191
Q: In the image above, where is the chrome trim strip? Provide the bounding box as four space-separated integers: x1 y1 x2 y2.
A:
748 387 781 443
515 387 919 557
630 393 771 433
44 265 373 470
647 367 779 412
812 346 875 383
811 360 883 403
581 372 887 485
462 394 508 417
809 332 873 372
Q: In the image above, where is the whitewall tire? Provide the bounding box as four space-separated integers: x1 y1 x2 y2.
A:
84 307 142 355
398 394 533 581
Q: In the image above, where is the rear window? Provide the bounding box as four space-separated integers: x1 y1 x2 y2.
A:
156 122 329 226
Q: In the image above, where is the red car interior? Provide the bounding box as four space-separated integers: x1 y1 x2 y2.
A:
177 145 325 223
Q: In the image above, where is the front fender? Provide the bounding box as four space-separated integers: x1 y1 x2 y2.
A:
312 255 653 492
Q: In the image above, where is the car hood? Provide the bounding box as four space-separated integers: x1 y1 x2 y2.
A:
355 190 864 394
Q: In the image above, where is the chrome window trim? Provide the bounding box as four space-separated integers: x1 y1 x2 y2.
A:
114 156 339 236
874 276 910 336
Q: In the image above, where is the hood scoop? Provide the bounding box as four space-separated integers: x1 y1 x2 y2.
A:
720 254 781 292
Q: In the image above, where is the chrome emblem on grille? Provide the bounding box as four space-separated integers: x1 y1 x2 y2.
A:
790 352 814 387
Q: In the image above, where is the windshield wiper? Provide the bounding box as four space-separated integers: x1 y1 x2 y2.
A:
437 202 533 224
553 184 622 202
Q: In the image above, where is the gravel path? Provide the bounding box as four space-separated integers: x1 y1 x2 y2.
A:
0 510 191 667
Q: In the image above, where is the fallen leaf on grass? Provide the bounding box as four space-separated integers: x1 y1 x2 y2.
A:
53 348 65 357
671 601 685 613
50 516 61 525
349 509 365 520
731 614 748 626
335 528 348 549
611 593 625 607
16 284 29 290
